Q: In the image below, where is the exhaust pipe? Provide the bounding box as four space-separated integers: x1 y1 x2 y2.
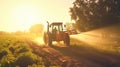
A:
47 21 49 33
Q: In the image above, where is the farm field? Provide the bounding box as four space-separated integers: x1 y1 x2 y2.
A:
0 35 46 67
0 0 120 67
1 27 120 67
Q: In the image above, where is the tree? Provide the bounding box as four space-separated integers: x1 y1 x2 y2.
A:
66 23 74 30
70 0 120 31
29 24 44 35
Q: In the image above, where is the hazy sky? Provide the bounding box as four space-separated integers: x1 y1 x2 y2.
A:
0 0 74 32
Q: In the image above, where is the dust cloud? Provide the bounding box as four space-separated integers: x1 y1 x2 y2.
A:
33 36 45 46
71 24 120 51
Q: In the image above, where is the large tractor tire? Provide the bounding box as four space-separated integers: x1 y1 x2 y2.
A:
64 34 70 46
43 33 52 46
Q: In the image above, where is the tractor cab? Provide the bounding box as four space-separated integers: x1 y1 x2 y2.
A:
50 22 63 32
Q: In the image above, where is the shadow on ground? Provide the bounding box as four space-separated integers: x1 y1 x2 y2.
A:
51 39 120 67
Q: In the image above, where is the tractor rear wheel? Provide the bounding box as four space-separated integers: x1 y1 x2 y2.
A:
64 34 70 46
43 33 52 46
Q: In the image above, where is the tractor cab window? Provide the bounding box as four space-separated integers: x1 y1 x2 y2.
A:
52 25 63 32
52 26 57 33
53 26 58 31
58 25 63 31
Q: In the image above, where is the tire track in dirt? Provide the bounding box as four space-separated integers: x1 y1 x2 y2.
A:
26 39 86 67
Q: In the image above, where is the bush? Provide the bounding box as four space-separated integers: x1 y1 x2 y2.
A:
0 50 8 59
16 52 37 67
1 54 16 67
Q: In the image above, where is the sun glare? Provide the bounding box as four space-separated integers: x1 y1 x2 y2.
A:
12 5 46 31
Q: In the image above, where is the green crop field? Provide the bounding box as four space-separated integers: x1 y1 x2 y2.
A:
0 35 45 67
1 33 120 67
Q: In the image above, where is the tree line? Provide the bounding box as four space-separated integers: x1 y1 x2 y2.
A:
70 0 120 31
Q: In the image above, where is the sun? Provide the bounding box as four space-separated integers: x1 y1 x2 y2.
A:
12 5 45 31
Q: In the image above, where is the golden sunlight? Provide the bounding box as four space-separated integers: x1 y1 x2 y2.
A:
71 26 116 51
33 37 45 46
0 0 74 32
12 5 45 31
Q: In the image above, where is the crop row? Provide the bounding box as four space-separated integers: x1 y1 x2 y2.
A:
0 35 45 67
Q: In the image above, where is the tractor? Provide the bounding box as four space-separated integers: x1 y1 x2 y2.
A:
43 21 70 46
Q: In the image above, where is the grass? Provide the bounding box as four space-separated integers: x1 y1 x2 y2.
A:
70 36 120 53
51 37 120 67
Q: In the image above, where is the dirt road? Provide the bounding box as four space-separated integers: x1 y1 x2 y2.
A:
26 30 120 67
63 32 120 67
